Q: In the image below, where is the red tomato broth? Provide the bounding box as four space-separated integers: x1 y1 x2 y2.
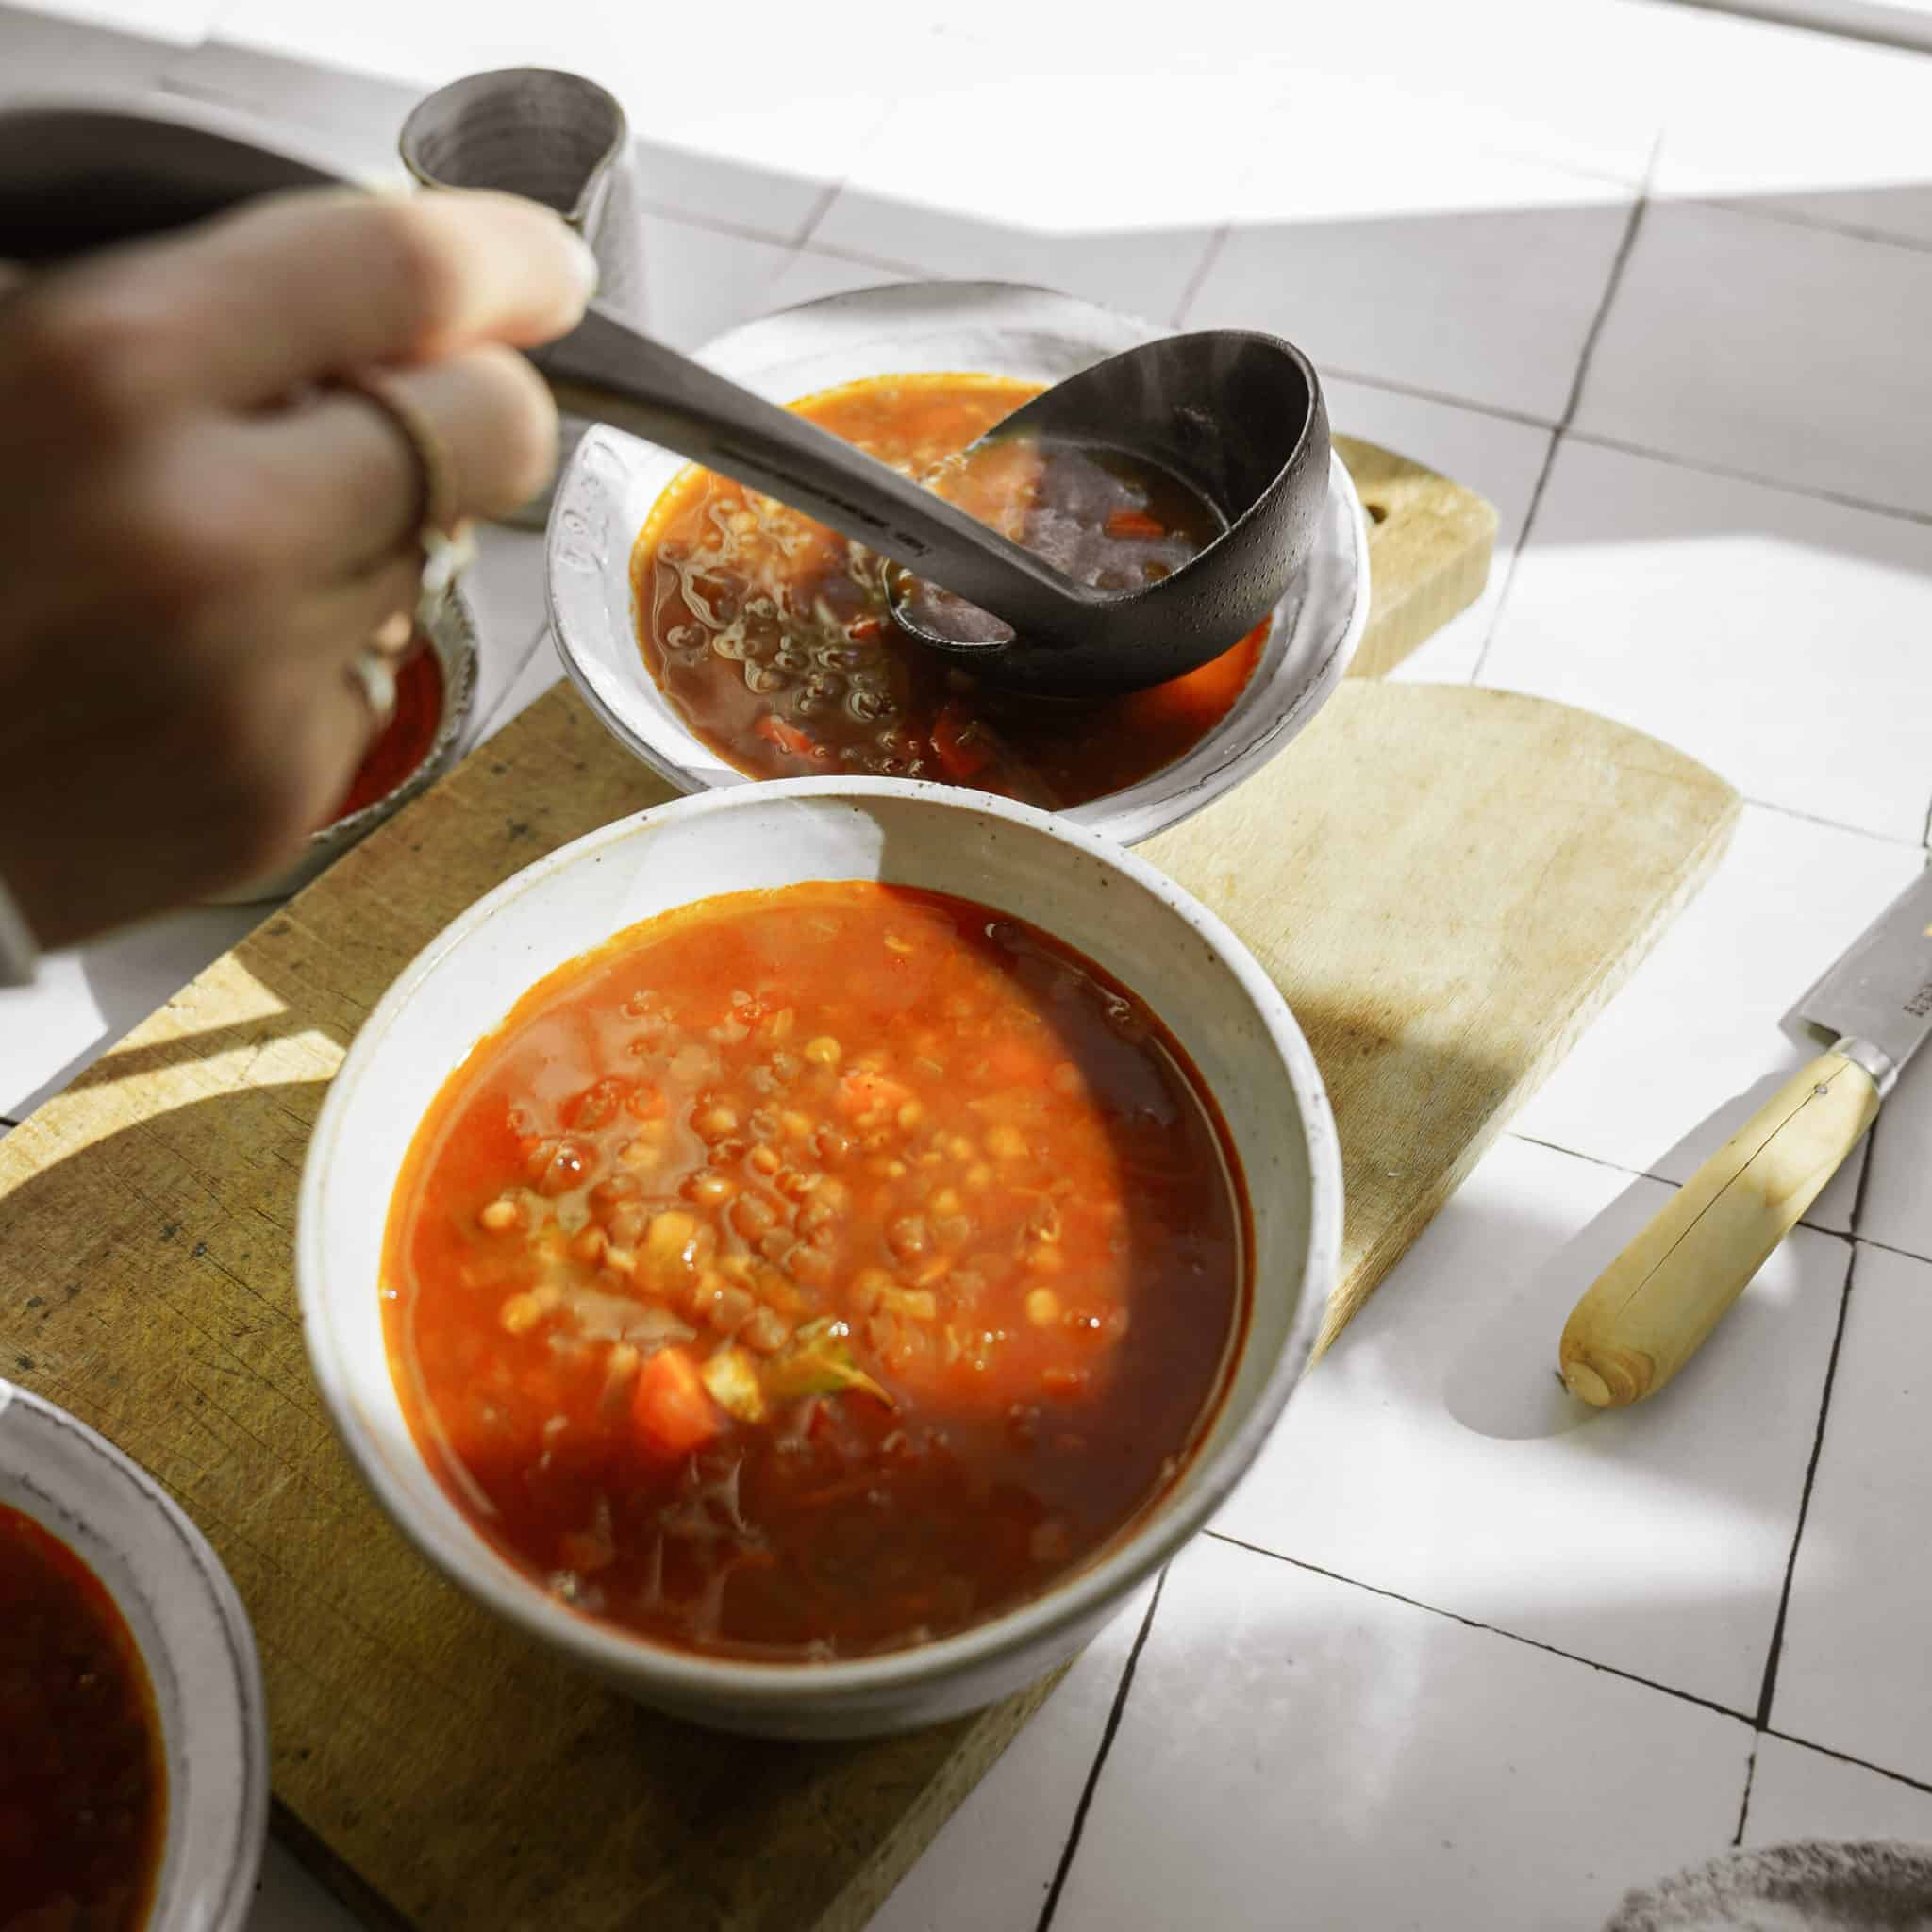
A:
629 374 1268 810
382 882 1248 1661
331 644 443 825
0 1501 167 1932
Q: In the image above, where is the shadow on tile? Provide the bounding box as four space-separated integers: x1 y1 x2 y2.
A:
95 15 1931 522
1444 1075 1852 1445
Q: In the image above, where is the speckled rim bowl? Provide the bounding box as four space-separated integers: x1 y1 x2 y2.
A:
208 588 480 906
545 281 1370 847
0 1380 269 1929
296 779 1341 1740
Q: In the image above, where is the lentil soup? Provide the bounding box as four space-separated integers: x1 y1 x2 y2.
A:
630 373 1267 810
381 881 1247 1662
0 1500 167 1932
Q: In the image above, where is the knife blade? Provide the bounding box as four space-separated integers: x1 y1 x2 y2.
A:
1560 863 1932 1408
1783 865 1932 1090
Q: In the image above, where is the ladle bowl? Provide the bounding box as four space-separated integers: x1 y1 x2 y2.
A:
883 329 1329 697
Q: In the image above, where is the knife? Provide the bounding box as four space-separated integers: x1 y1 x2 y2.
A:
1559 864 1932 1407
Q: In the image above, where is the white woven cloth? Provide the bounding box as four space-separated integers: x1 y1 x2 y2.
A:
1605 1840 1932 1931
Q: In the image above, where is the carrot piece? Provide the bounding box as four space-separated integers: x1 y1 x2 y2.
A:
846 614 885 641
1104 508 1165 541
630 1347 722 1459
836 1066 915 1120
755 714 817 758
929 703 993 781
985 1037 1049 1085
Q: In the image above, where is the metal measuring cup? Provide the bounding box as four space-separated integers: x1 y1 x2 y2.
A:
400 68 644 529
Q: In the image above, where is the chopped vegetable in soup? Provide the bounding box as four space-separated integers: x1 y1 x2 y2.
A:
0 1502 167 1932
382 882 1246 1660
629 374 1267 809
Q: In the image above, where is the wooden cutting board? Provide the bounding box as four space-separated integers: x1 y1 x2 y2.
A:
0 440 1737 1932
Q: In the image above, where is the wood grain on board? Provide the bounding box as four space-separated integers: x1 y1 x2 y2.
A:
0 443 1736 1930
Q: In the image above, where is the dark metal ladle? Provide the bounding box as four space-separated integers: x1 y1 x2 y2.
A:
0 105 1332 701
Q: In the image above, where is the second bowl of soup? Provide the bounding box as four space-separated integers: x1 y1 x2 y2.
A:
297 779 1341 1737
546 281 1369 846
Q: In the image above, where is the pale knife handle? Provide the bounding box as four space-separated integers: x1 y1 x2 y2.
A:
1559 1052 1881 1407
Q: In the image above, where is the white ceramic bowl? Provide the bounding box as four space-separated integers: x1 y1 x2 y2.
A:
546 281 1370 847
297 780 1341 1739
0 1381 269 1929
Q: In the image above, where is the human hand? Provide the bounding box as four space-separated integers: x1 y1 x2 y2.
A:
0 187 595 952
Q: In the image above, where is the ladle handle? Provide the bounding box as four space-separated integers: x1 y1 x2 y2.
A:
534 307 1103 636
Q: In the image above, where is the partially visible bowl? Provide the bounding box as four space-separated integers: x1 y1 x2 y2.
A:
0 1381 269 1930
210 588 479 906
297 778 1342 1739
546 280 1370 847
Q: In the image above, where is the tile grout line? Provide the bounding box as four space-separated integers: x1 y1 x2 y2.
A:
1761 1726 1932 1799
1472 145 1657 683
1034 1567 1170 1932
1750 1241 1860 1729
1560 425 1932 533
1680 183 1932 260
787 89 907 254
789 180 844 251
1205 1531 1751 1725
1170 224 1232 329
469 620 556 744
1739 795 1931 850
1731 1743 1759 1847
1854 1229 1932 1268
1504 1131 1857 1241
1317 363 1560 432
1308 364 1932 537
1718 202 1932 258
1214 1522 1932 1793
1514 1128 1932 1274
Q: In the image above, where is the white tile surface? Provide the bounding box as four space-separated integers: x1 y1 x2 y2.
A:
204 1 894 239
1480 439 1932 844
0 903 260 1121
1182 132 1634 422
1055 1536 1752 1932
758 245 912 317
632 211 796 354
1215 1134 1848 1712
1774 1244 1932 1785
931 0 1669 185
1858 1050 1932 1262
1745 1735 1932 1847
1327 376 1554 684
463 525 549 700
1574 200 1932 519
10 0 211 41
812 65 1291 324
0 0 180 96
249 1839 358 1932
156 36 419 181
1511 806 1926 1233
870 1583 1151 1932
1636 0 1932 251
474 628 562 745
